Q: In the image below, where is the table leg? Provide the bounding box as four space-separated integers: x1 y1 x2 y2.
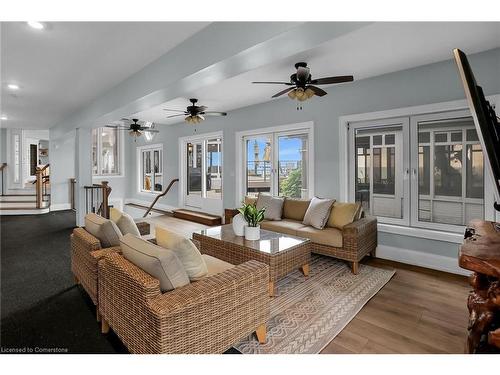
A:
301 263 309 277
268 281 275 297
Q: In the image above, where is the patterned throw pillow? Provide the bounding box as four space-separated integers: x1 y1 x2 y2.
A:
302 197 335 229
256 193 284 221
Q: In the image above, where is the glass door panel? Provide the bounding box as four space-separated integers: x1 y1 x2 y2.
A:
206 138 222 199
277 133 309 198
353 125 405 221
245 135 272 197
187 142 203 198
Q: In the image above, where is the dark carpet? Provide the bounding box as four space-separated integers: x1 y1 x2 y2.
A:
0 211 126 353
0 211 239 354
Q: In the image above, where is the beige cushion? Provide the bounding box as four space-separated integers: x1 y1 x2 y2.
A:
156 227 208 281
109 207 122 223
296 226 343 248
283 198 311 221
201 254 235 277
256 193 284 221
84 213 122 248
120 233 190 292
327 202 362 229
112 210 141 237
261 219 306 236
302 197 335 229
244 196 257 205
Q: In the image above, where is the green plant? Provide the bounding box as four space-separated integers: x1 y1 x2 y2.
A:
237 202 265 227
280 168 302 198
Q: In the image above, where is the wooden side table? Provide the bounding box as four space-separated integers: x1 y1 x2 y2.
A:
459 219 500 353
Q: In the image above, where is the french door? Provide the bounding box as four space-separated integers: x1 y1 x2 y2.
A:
243 129 312 199
348 117 410 226
181 133 223 215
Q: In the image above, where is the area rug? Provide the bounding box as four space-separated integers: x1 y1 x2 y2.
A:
233 255 395 354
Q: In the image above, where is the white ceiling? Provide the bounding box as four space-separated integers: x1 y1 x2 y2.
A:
131 22 500 125
0 21 209 129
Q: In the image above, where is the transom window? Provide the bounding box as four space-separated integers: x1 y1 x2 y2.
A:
92 127 120 176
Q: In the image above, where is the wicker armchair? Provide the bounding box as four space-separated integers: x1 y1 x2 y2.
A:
98 252 270 354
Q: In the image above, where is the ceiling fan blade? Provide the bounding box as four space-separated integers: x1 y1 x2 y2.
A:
307 85 328 97
141 129 160 133
271 87 294 98
197 105 207 112
163 108 187 113
166 114 186 118
296 66 310 82
106 124 130 129
310 75 354 85
252 81 293 85
203 111 227 116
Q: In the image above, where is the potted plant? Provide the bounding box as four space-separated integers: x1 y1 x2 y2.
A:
237 203 265 240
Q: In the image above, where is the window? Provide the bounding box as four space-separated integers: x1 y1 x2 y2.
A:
242 127 312 199
186 137 222 200
348 109 486 232
92 127 120 176
139 145 163 193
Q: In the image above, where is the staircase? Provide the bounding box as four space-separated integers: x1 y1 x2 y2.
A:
0 194 50 215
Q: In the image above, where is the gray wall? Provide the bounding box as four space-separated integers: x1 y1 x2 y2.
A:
125 47 500 259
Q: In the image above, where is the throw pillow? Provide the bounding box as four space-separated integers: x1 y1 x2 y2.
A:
115 211 141 236
282 198 311 221
84 213 122 248
156 227 208 281
256 193 284 221
327 202 362 229
120 233 190 292
109 207 122 223
302 197 335 229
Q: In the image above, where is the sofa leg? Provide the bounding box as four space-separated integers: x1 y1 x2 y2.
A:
255 324 267 344
370 248 376 257
73 275 79 284
101 319 110 334
351 261 359 275
301 263 310 277
96 307 101 323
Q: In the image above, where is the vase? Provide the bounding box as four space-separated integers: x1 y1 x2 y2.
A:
245 225 261 241
232 213 246 236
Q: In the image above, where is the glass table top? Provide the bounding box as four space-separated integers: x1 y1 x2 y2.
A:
195 224 309 254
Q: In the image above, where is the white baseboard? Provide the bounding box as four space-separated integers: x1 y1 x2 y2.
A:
375 245 470 276
124 198 178 214
50 203 72 211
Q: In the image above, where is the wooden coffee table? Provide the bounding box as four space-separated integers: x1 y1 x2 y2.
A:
193 225 311 296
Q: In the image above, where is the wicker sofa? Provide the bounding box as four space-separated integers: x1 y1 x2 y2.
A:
228 197 377 274
98 252 270 353
70 216 150 319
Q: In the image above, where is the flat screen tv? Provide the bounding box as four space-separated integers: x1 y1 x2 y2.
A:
454 48 500 212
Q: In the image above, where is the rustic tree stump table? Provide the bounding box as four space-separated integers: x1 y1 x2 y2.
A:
459 219 500 353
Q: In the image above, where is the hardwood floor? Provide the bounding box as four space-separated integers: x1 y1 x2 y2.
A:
321 258 469 354
142 215 470 354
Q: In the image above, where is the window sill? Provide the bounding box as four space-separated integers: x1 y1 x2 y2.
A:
92 174 124 179
378 223 464 244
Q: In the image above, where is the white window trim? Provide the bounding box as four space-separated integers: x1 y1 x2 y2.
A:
92 127 124 178
339 95 500 241
136 143 163 195
235 121 315 207
178 131 224 211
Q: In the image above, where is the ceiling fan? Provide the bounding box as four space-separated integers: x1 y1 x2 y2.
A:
163 98 227 124
252 62 354 102
106 118 159 138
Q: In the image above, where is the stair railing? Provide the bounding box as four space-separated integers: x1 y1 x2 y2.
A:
35 164 50 208
84 181 112 219
142 178 179 218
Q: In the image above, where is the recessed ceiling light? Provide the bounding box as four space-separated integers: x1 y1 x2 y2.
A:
27 21 45 30
7 83 19 90
1 115 8 120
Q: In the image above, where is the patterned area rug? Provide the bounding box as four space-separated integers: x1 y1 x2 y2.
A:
234 255 395 354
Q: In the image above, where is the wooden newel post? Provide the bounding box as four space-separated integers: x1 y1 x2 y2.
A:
35 167 43 208
101 181 110 219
